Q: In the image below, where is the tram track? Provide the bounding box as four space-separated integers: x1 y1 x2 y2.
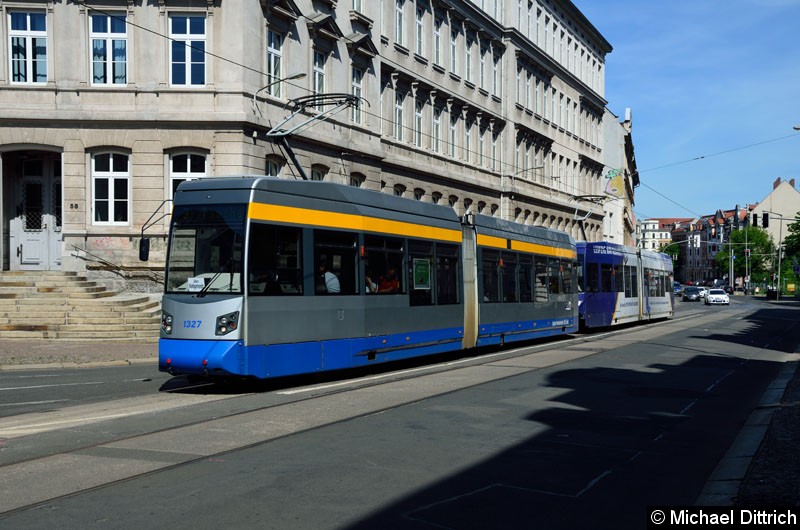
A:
0 306 744 516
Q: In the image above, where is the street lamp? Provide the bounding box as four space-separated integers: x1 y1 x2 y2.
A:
252 72 307 111
764 211 790 301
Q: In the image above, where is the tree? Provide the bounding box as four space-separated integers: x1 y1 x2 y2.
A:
714 226 773 284
782 212 800 263
781 212 800 286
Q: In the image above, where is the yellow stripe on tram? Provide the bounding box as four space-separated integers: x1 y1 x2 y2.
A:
476 234 576 259
476 234 507 249
511 240 577 259
248 203 462 243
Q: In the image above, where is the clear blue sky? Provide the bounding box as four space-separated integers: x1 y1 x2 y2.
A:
571 0 800 221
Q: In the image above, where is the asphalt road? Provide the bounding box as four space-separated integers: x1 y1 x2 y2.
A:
0 298 797 529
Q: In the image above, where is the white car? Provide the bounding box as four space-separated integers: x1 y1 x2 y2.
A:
705 289 730 305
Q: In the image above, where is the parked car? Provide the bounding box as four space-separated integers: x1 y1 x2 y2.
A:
705 288 730 305
683 286 702 301
721 285 733 295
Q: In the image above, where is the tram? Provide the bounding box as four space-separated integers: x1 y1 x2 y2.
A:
576 241 674 328
143 176 578 379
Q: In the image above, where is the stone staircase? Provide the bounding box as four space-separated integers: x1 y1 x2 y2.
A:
0 271 161 341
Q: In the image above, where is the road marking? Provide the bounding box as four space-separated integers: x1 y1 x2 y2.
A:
0 393 240 438
0 400 68 407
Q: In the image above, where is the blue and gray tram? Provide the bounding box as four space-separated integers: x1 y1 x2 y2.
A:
150 176 578 379
576 241 674 328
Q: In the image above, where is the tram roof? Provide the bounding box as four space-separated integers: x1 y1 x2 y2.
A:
175 176 574 249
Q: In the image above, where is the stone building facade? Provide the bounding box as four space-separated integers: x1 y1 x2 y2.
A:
0 0 612 290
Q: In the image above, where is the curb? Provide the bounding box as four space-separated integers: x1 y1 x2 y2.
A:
0 357 158 372
695 359 799 505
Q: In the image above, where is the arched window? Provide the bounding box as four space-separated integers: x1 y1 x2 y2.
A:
170 152 207 197
413 188 425 201
350 172 366 188
393 184 406 197
311 164 329 181
266 157 284 177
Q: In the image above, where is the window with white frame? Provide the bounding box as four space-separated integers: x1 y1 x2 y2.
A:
478 46 486 89
432 107 442 153
449 113 457 158
92 153 129 225
353 0 363 13
464 38 472 82
267 30 284 97
492 131 499 171
9 11 48 84
170 153 206 197
464 120 472 162
311 165 328 181
313 49 326 110
414 98 424 147
266 157 283 177
394 91 404 141
350 172 366 187
433 17 442 65
395 0 405 47
90 13 127 85
492 55 500 96
415 6 424 56
478 128 485 166
525 70 531 110
169 14 206 86
450 29 458 74
351 65 364 124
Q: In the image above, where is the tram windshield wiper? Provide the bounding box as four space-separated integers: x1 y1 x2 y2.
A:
196 258 233 298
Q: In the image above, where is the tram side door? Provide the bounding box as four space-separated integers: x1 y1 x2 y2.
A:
9 158 62 271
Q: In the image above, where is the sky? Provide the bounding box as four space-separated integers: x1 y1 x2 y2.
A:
570 0 800 221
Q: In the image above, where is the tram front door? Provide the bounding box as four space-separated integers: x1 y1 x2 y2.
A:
9 157 62 271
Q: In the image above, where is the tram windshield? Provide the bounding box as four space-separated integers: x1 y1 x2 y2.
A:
165 204 246 294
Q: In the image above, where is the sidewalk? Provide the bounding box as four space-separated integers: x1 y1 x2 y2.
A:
0 339 157 371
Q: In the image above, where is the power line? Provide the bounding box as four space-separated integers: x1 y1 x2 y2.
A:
85 5 798 224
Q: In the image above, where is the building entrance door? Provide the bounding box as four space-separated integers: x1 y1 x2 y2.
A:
9 156 62 271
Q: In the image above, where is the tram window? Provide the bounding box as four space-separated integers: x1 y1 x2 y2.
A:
585 263 599 293
624 265 633 298
599 264 613 292
481 249 500 302
518 254 533 302
364 235 404 294
409 240 433 306
314 230 358 295
562 260 574 294
248 223 302 295
548 259 562 294
502 252 518 302
436 243 459 305
613 264 623 293
645 269 657 297
534 257 548 301
630 266 638 297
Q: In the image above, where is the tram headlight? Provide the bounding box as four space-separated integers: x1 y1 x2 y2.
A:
161 311 174 334
216 311 239 336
